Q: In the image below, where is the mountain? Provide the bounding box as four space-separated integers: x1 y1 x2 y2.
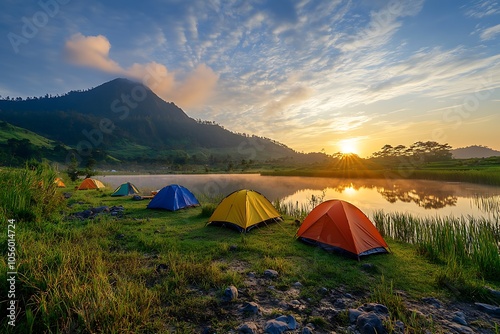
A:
451 146 500 159
0 78 310 164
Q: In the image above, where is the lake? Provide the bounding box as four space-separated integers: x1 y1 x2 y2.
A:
95 174 500 219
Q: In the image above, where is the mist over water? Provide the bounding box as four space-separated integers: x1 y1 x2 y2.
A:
97 174 500 219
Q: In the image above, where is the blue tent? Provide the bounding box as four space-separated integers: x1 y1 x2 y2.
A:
147 184 200 211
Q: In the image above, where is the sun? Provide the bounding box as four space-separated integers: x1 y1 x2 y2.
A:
338 138 359 155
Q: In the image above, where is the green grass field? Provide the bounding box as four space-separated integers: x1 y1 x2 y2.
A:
1 165 499 333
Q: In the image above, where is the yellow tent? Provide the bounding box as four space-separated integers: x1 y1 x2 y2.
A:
54 177 66 188
78 178 105 190
207 189 281 232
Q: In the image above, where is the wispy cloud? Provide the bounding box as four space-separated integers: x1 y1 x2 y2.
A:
480 24 500 40
464 0 500 18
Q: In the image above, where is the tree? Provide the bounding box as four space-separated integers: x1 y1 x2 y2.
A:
66 154 80 181
83 158 97 178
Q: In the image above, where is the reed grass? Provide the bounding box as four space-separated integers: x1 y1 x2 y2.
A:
372 210 500 281
0 161 64 224
273 191 325 222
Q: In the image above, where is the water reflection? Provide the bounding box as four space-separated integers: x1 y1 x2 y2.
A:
96 174 500 217
377 187 457 209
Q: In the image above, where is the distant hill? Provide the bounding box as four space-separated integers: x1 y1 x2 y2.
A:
0 78 321 165
451 145 500 159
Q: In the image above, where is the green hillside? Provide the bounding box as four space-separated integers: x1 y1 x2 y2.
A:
0 120 58 148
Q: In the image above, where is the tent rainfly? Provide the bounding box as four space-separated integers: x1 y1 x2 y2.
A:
147 184 200 211
296 199 389 259
54 177 66 188
207 189 282 232
77 178 106 190
111 182 140 196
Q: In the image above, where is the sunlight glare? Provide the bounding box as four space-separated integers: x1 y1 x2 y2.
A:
338 138 359 154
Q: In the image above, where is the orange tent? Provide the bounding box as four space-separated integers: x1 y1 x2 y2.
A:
296 199 388 258
77 178 105 190
54 177 66 188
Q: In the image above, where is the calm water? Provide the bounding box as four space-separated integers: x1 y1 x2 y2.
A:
96 174 500 219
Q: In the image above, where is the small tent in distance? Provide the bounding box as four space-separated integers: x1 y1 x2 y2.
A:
111 182 140 196
54 177 66 188
78 178 105 190
207 189 282 232
147 184 200 211
296 199 388 259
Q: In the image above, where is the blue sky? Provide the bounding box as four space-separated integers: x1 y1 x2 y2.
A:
1 0 499 157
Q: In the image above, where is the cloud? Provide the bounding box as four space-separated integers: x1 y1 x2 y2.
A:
264 86 313 114
169 64 219 108
64 33 122 73
337 0 424 52
480 24 500 40
64 33 218 108
464 0 500 18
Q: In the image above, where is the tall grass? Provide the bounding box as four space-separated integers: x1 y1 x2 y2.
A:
372 210 500 281
0 162 64 224
0 219 161 333
273 191 325 222
473 195 500 222
197 192 225 217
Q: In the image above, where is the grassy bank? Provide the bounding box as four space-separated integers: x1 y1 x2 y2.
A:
1 165 499 333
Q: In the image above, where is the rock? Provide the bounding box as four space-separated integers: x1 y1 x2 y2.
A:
202 326 217 334
92 206 109 213
475 302 500 317
486 286 500 298
116 233 125 239
318 287 328 294
63 192 72 199
247 272 256 278
356 312 387 334
301 326 314 334
394 320 404 334
229 244 238 251
443 321 475 334
452 311 467 326
264 269 279 278
224 285 238 301
241 302 260 315
81 209 93 218
238 322 258 334
348 309 363 323
334 298 349 309
422 297 442 308
293 281 303 288
361 263 377 272
155 263 169 273
264 315 298 333
360 303 389 315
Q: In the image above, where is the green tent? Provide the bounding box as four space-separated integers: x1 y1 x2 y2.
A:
111 182 140 196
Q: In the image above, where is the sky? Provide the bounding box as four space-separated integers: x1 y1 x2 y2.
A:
1 0 499 157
